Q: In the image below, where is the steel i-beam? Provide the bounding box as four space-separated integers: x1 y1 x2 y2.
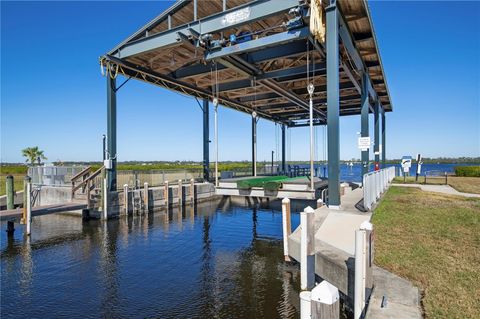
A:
374 100 380 170
382 108 386 166
282 124 286 173
107 76 117 191
252 113 257 176
361 72 370 178
326 1 341 207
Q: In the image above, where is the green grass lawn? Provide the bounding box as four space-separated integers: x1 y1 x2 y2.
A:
0 174 25 196
393 176 480 194
372 186 480 318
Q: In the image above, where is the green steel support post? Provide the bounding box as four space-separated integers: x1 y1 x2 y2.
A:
374 101 380 170
281 124 286 173
382 109 386 166
326 1 340 207
203 99 210 181
6 175 14 210
361 72 370 178
252 113 257 176
107 76 117 191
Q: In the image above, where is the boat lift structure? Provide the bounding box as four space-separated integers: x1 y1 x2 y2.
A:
101 0 392 208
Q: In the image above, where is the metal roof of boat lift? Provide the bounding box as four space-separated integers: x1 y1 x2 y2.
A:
102 0 392 128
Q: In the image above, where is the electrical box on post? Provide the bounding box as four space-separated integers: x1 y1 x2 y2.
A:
104 159 112 170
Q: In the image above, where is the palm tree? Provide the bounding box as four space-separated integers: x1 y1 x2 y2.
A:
22 146 47 165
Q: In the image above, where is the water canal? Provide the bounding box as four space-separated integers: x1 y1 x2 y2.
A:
1 200 302 318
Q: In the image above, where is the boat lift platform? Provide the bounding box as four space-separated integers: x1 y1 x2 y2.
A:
215 176 328 200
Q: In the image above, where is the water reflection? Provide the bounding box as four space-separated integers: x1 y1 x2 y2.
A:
1 199 301 318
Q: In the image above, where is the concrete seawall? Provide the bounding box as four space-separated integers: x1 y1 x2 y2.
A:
97 182 217 218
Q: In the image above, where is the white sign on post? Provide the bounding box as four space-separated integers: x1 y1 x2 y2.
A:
401 156 412 174
358 137 371 150
416 153 423 175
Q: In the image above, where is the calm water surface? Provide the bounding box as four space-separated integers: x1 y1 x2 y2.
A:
1 200 302 318
307 162 479 183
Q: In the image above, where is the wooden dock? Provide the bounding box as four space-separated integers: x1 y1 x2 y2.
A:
0 203 87 222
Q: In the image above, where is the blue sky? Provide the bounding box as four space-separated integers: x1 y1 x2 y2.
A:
1 1 479 163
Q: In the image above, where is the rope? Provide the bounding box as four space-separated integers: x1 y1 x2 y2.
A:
253 76 257 110
210 62 214 98
109 63 119 79
310 0 325 42
216 62 219 101
307 40 310 85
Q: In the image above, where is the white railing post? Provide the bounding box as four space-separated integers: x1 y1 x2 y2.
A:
363 174 367 210
354 228 367 319
361 221 374 293
376 172 380 199
384 169 387 191
301 206 315 291
381 170 384 193
26 182 32 236
282 198 292 262
370 174 373 209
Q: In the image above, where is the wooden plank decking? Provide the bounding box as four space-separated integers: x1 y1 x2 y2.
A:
0 203 87 222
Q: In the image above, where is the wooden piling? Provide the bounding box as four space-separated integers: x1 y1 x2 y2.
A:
354 228 367 319
190 178 195 203
311 281 340 319
301 206 315 290
300 291 312 319
316 198 323 209
123 184 129 215
86 179 91 209
6 175 14 210
26 181 32 236
361 221 374 293
82 209 90 221
21 176 31 224
6 221 15 236
281 197 292 262
164 181 169 207
178 179 183 206
143 182 149 211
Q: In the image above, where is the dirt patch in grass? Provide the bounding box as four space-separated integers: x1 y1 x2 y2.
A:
393 176 480 194
448 177 480 194
372 186 480 318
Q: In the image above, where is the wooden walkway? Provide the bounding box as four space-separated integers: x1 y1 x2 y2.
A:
0 203 87 221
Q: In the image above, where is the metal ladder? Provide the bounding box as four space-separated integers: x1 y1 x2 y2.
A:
132 189 144 214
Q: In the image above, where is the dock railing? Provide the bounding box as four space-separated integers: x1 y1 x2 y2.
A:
363 166 395 211
29 165 85 186
117 169 202 189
